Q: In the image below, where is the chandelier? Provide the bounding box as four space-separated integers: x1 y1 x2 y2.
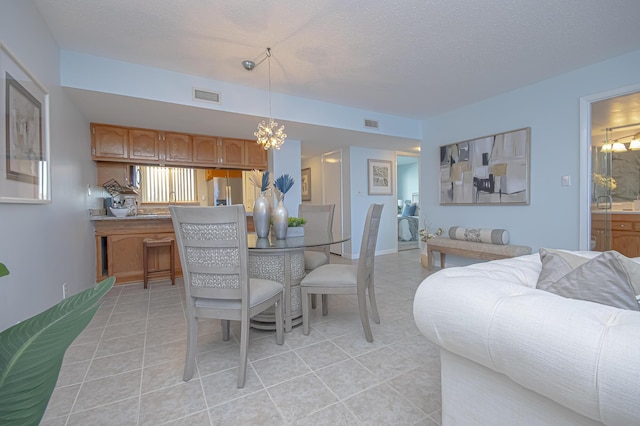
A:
243 48 287 150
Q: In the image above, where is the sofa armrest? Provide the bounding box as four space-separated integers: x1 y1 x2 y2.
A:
413 255 640 426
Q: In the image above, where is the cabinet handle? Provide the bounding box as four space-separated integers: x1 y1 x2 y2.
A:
92 127 95 134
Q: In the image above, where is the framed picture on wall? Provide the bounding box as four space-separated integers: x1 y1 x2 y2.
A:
0 42 50 203
301 167 311 201
439 127 530 205
367 159 393 195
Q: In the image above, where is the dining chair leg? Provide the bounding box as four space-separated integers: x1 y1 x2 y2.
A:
275 293 284 345
367 282 381 324
183 314 198 381
221 319 230 341
357 287 373 342
237 318 249 388
302 288 311 335
321 294 328 316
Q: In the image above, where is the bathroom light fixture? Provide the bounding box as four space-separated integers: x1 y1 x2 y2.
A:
601 142 612 153
630 133 640 151
612 141 628 152
243 47 287 150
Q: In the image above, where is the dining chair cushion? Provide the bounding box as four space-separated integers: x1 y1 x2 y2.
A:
301 264 357 288
194 279 284 310
304 251 330 270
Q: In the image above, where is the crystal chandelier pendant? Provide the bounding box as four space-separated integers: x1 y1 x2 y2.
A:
255 118 286 150
252 47 287 150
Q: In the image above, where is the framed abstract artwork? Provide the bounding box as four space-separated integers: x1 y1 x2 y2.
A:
367 159 393 195
301 167 311 201
0 42 50 203
440 127 530 205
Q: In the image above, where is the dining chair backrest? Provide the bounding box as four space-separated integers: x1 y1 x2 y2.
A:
356 203 384 288
170 205 249 306
298 204 335 243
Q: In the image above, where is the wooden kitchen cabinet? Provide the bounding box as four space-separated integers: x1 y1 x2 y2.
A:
91 123 263 169
245 140 268 169
96 162 130 187
129 128 161 162
94 218 183 284
192 136 219 166
91 124 128 160
591 213 640 257
163 132 193 164
219 138 245 167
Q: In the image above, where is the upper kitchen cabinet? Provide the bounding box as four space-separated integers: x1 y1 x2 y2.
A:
163 132 193 164
91 124 128 160
192 136 219 166
245 140 268 169
129 128 161 162
219 138 245 167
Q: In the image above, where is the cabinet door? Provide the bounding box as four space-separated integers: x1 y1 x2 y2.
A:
245 140 268 169
164 132 193 164
106 233 147 282
193 136 219 166
129 129 160 162
92 124 128 160
96 162 129 186
612 232 640 257
220 138 245 167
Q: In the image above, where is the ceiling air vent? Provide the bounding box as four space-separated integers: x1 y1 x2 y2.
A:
193 88 221 104
364 119 379 129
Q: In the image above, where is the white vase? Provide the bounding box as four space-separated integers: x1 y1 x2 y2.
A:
272 198 289 239
253 191 271 238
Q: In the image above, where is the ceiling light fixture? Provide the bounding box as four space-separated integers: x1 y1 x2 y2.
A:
601 142 612 153
243 47 287 150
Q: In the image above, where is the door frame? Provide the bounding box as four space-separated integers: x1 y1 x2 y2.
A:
579 82 640 250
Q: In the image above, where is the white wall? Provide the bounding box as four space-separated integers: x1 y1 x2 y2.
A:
348 147 397 257
421 49 640 266
0 1 97 330
270 139 302 216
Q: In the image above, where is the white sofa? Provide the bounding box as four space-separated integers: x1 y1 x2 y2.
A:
413 252 640 426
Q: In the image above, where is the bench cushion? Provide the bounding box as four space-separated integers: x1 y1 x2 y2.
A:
428 237 531 258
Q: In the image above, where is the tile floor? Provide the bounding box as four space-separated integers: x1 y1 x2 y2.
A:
42 250 441 425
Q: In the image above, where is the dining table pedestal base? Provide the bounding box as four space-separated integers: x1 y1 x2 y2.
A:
249 247 305 332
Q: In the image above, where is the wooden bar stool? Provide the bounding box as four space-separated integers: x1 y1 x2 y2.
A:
143 237 176 289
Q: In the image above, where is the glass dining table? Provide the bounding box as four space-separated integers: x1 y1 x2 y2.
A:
247 230 350 331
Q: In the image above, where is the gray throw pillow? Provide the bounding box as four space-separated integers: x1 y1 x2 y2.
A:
537 248 640 311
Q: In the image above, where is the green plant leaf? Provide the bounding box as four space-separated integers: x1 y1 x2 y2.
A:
0 276 115 425
0 263 8 277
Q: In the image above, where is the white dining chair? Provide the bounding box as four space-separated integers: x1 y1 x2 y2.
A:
300 203 383 342
170 205 284 388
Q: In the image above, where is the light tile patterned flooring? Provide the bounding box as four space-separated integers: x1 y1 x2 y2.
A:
42 250 441 425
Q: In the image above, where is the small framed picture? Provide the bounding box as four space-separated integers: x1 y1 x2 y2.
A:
301 167 311 201
367 159 393 195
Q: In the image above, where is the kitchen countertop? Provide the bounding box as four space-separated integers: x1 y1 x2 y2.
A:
591 210 640 214
89 209 254 221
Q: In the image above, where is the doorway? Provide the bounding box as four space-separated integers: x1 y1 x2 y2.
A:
397 154 420 251
580 85 640 253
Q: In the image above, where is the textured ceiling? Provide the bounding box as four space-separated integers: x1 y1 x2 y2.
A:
34 0 640 156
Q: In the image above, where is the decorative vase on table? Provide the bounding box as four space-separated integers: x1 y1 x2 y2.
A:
253 191 271 238
272 197 289 239
420 243 430 269
272 174 295 240
249 170 272 238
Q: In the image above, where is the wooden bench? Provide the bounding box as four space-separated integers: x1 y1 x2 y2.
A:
426 237 531 270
